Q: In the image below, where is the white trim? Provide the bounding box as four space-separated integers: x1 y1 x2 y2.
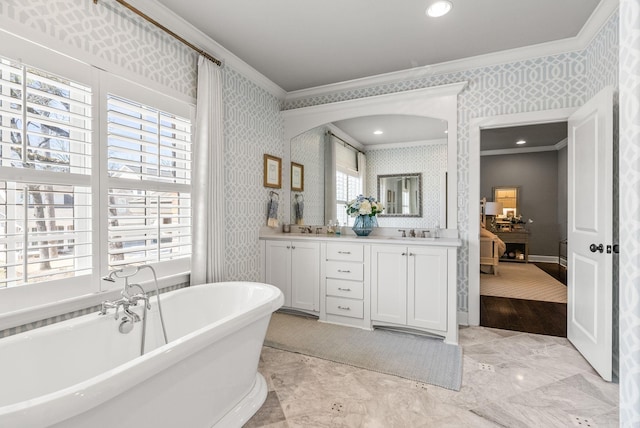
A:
366 138 448 152
125 0 287 99
284 82 466 230
468 108 576 326
457 310 469 326
325 123 365 151
480 137 569 156
481 145 560 157
285 0 618 101
529 255 563 264
555 138 568 151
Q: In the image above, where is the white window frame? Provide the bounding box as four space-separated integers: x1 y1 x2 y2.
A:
101 74 193 281
336 166 363 227
0 35 194 326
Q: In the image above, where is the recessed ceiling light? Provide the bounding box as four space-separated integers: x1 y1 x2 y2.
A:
427 1 453 18
516 140 526 145
373 130 383 135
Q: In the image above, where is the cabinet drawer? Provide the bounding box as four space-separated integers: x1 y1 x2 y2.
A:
326 243 364 262
326 296 364 319
325 261 363 281
326 279 364 299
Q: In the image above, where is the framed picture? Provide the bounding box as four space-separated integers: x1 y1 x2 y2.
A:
263 154 281 188
291 162 304 191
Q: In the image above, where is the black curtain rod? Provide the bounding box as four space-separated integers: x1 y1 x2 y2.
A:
328 131 364 154
93 0 223 67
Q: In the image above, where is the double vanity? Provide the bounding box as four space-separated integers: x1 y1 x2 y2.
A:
260 230 460 344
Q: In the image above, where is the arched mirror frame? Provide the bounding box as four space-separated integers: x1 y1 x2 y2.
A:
282 82 467 230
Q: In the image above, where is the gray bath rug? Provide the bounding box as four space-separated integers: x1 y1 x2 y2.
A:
264 312 462 391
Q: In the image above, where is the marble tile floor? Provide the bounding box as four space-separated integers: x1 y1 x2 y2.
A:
245 325 619 428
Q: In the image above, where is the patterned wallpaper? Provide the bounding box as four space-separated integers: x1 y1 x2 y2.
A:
283 15 620 318
619 1 640 425
1 2 639 425
366 143 447 229
0 0 198 98
290 126 326 226
222 67 284 281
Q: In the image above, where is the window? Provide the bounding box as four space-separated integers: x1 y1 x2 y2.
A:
106 95 192 269
0 56 93 288
336 168 362 227
0 48 193 300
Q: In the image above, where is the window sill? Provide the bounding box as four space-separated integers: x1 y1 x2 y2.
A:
0 272 190 333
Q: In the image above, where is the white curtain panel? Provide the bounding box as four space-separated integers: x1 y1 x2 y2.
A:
324 132 337 222
191 56 225 285
357 151 367 197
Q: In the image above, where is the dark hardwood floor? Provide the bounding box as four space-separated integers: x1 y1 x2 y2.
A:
480 296 567 337
533 262 567 285
480 262 568 337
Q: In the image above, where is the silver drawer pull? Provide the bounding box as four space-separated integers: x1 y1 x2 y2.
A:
337 287 352 292
338 251 351 254
337 305 351 311
337 269 351 273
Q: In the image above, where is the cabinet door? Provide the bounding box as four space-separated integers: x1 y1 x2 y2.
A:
371 245 407 324
407 246 447 331
265 240 292 307
291 241 320 311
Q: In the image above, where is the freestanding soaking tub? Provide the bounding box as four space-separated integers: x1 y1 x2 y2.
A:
0 281 283 428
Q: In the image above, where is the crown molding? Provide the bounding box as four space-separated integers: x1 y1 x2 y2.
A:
326 123 365 151
119 0 617 102
285 0 619 102
365 138 448 152
480 136 568 157
124 0 287 100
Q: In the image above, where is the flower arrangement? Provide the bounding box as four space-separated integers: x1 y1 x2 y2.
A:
346 195 384 217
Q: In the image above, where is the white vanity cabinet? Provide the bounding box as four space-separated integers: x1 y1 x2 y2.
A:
322 242 369 328
371 244 453 339
262 233 459 344
264 240 320 312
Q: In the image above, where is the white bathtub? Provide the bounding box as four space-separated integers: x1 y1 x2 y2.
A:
0 281 283 428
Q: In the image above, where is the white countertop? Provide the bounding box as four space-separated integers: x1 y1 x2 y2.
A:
259 230 461 247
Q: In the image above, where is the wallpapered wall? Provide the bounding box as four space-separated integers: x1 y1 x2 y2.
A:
2 1 639 425
619 0 639 424
366 143 447 229
283 11 620 316
290 126 326 226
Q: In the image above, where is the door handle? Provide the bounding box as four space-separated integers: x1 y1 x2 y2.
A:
589 243 604 253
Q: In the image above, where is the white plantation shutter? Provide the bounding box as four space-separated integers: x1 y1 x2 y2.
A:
106 94 192 268
0 56 93 288
336 168 362 227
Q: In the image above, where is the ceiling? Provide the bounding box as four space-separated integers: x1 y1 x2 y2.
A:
481 122 568 152
151 0 601 147
333 115 447 147
156 0 601 92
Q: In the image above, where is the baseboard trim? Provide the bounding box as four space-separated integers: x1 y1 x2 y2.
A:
529 255 562 264
457 310 470 326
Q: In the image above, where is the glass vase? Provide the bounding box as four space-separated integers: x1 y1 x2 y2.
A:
352 215 377 237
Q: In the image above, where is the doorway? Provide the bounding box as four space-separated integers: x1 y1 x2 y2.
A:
468 108 576 329
479 122 568 336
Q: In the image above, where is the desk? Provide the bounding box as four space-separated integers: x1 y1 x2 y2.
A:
496 230 529 262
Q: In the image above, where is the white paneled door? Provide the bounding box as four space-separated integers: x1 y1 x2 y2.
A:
567 86 614 381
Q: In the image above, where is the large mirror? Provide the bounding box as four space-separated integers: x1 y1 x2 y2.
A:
378 173 422 217
283 82 466 230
